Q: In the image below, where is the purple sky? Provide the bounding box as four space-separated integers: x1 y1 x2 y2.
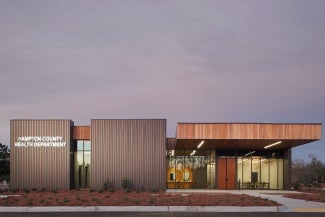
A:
0 0 324 161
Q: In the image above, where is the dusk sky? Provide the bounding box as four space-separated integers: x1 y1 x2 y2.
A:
0 0 324 161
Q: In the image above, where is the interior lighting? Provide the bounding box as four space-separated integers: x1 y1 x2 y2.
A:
197 141 204 149
252 159 266 164
171 150 174 156
190 150 196 156
245 151 255 156
264 141 282 149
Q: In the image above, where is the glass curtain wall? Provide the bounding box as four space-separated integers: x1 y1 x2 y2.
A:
167 150 216 189
237 151 285 189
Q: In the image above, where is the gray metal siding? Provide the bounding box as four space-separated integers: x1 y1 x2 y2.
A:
10 120 72 190
91 119 166 190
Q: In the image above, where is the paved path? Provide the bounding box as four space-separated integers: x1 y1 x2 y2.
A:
168 189 325 212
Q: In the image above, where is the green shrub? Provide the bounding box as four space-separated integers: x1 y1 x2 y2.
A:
150 188 158 193
294 182 301 190
149 198 155 204
50 189 58 193
103 178 114 192
121 177 130 190
23 188 30 193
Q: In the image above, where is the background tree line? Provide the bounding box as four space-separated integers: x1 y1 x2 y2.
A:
292 154 325 187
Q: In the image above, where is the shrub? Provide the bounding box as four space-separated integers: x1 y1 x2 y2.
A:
23 188 30 193
150 188 158 193
98 189 104 193
149 198 155 204
294 182 301 190
121 177 130 190
124 188 131 193
89 189 96 193
103 178 114 192
50 189 58 193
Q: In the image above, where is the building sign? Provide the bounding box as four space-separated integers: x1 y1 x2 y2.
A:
14 136 66 147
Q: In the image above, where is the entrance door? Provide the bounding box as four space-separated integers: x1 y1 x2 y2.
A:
218 157 236 189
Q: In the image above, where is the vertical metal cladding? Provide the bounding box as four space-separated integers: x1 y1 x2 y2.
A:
10 120 72 190
91 119 166 190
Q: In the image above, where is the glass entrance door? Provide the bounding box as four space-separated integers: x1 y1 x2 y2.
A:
75 140 91 188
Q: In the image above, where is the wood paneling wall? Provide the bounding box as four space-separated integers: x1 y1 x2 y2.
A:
177 123 322 140
10 120 72 190
73 126 90 140
91 119 166 190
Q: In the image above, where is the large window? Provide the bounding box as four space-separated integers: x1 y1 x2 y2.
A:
167 150 215 189
237 151 285 190
75 140 91 188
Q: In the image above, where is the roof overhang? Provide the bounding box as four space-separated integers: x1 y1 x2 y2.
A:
171 123 322 150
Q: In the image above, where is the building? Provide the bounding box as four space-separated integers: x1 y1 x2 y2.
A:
10 119 322 190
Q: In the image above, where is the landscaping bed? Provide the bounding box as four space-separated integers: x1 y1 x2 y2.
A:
0 189 280 206
283 189 325 203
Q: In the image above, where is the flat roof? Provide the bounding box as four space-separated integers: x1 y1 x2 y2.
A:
174 123 322 150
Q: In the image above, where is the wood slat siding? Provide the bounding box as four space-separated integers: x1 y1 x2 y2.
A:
73 126 90 140
177 123 322 140
91 119 166 190
10 120 72 190
166 138 176 150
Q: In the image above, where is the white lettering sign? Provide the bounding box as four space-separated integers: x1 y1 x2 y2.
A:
15 136 66 147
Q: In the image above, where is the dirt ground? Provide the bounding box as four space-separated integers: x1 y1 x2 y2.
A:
0 189 280 206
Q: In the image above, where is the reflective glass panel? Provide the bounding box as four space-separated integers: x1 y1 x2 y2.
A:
84 141 91 151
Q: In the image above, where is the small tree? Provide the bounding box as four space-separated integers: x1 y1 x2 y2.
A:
307 154 324 184
0 143 10 181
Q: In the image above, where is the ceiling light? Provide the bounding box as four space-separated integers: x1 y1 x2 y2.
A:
264 141 282 149
197 141 204 149
245 151 255 156
190 150 196 156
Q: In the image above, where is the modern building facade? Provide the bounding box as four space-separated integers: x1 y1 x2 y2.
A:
10 119 322 190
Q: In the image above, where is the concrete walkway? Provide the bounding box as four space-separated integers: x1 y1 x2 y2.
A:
168 189 325 212
0 190 324 212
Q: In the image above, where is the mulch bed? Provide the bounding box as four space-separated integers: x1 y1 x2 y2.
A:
283 189 325 203
0 189 280 206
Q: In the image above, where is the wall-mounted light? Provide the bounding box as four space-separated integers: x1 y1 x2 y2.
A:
197 141 204 149
190 150 196 156
264 141 282 149
171 150 175 156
